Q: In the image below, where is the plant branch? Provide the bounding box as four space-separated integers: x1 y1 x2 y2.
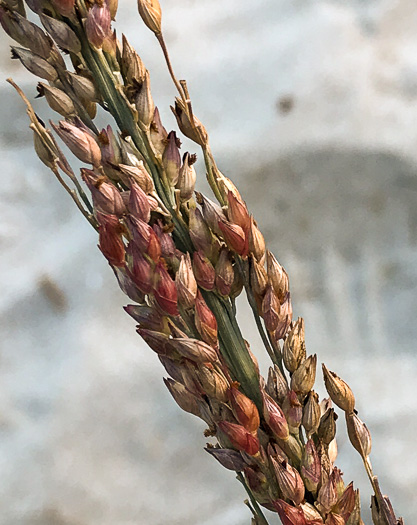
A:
237 472 269 525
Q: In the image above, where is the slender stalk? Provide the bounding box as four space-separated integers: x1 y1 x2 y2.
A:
7 78 95 225
52 167 97 228
266 331 284 370
237 472 269 525
58 162 94 214
154 31 224 206
364 457 398 525
237 257 285 375
156 33 187 104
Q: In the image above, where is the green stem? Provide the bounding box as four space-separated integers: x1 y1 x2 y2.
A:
236 472 269 525
204 292 262 411
103 49 120 75
237 258 286 377
248 289 275 363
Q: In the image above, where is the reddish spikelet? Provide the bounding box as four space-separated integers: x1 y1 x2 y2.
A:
262 284 280 332
274 292 293 340
150 106 168 156
263 392 289 441
227 191 250 232
301 439 321 493
119 163 154 194
272 499 308 525
82 169 126 217
153 263 178 316
218 219 247 256
205 448 247 472
147 228 162 262
193 251 215 290
85 3 111 49
124 304 164 331
217 420 260 456
135 71 155 129
114 267 144 304
272 457 305 506
283 389 303 432
158 355 184 383
129 181 151 222
177 152 196 201
346 412 372 459
153 221 176 260
176 253 198 308
283 318 306 373
333 467 345 499
194 291 218 346
189 207 212 255
197 192 226 235
171 97 208 146
164 378 201 417
244 467 271 505
98 215 125 267
170 337 218 363
266 364 289 404
250 257 268 298
163 130 181 185
137 328 174 356
128 243 153 294
290 354 317 397
52 120 101 167
266 250 289 303
324 514 344 525
52 0 75 16
99 125 120 166
318 468 338 512
248 215 266 263
195 365 228 402
302 391 321 439
215 248 235 297
335 482 355 521
126 215 152 251
228 384 260 433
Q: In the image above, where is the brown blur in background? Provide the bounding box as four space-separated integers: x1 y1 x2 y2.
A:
0 0 416 523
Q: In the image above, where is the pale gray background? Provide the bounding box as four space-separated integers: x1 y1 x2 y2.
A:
0 0 416 523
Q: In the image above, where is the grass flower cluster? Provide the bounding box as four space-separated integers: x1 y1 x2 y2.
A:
0 1 404 523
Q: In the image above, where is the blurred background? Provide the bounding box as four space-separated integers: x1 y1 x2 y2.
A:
0 0 416 523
